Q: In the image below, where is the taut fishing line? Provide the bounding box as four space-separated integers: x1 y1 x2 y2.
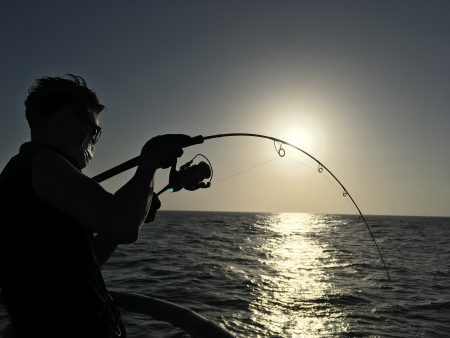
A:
286 157 357 211
213 156 279 185
92 132 391 280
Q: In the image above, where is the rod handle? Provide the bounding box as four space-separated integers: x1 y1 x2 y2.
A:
92 135 204 183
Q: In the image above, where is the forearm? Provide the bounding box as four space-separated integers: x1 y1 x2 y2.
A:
111 157 157 240
93 234 118 266
94 161 157 262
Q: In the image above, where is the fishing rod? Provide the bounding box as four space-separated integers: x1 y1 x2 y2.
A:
92 133 391 280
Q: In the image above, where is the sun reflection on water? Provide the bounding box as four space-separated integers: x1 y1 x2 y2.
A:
248 213 348 337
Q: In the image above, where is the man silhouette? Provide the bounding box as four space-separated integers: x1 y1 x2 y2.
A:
0 74 191 337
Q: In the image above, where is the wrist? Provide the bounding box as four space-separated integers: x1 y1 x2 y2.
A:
139 150 159 171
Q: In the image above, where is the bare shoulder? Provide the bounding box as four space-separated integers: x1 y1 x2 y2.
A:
32 147 77 171
31 148 87 194
30 147 113 233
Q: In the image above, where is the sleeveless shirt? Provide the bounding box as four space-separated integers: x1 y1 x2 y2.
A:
0 142 125 337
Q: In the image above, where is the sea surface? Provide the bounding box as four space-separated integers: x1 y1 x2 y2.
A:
1 212 450 337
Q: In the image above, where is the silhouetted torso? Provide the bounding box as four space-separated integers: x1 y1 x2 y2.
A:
0 142 124 337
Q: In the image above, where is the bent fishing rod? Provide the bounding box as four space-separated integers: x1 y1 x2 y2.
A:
92 133 391 281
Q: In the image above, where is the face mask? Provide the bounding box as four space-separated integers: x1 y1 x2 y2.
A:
70 134 95 169
63 114 96 169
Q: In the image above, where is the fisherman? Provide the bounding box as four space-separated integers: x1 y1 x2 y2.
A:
0 74 191 337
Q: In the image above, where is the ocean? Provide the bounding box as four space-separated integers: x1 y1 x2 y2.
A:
1 212 450 337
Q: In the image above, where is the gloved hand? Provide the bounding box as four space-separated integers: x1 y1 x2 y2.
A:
145 193 161 223
141 134 193 169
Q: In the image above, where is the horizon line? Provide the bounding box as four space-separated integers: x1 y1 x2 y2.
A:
157 209 450 218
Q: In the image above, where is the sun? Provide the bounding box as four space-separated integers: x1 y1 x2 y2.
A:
283 126 314 151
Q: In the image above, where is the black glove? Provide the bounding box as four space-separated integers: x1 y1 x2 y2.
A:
143 134 193 169
145 193 161 223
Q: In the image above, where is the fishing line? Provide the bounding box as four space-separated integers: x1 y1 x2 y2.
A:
286 157 357 211
216 155 356 218
213 156 279 185
92 132 391 280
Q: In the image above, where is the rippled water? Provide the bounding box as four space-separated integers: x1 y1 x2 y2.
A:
1 212 450 337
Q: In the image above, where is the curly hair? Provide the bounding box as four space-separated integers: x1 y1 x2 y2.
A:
25 74 104 129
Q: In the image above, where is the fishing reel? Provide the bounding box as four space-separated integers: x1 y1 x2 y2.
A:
157 154 213 196
146 155 212 223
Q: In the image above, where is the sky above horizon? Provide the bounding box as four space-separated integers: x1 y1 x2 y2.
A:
1 1 449 217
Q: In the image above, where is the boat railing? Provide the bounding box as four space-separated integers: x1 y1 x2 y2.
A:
0 290 236 338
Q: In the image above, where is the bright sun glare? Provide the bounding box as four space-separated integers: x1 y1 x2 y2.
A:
272 116 328 179
283 127 314 151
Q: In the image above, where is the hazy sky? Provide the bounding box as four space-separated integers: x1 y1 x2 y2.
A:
1 1 449 216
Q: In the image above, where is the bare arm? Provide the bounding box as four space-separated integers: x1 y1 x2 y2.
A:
32 149 157 243
93 235 118 266
32 134 189 244
94 184 162 265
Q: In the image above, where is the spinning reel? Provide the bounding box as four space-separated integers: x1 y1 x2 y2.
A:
145 154 213 223
157 154 213 196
